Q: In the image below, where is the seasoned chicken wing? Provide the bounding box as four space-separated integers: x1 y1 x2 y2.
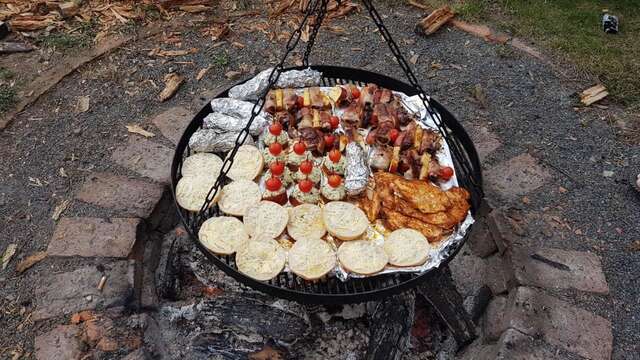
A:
382 207 444 242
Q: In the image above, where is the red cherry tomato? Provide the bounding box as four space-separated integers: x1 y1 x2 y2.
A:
389 129 400 143
270 161 285 176
370 113 378 125
324 134 335 147
265 177 282 192
269 122 282 136
296 95 305 108
328 174 342 188
351 87 361 99
293 141 306 155
329 116 340 129
328 149 341 163
439 166 454 180
269 142 282 156
299 160 313 175
298 179 313 193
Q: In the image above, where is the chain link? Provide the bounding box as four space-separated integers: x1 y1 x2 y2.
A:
195 0 324 220
303 0 330 66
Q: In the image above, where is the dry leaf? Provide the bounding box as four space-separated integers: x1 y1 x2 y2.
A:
2 244 17 270
409 54 419 64
179 5 211 13
16 251 47 274
52 199 70 221
231 41 245 48
126 124 155 138
76 96 90 113
59 167 68 178
202 23 229 41
196 67 210 81
148 47 198 57
159 73 184 102
472 84 488 109
431 62 443 70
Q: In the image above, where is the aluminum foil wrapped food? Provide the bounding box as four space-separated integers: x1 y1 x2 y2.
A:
344 142 370 196
202 111 269 137
228 67 322 101
189 129 255 153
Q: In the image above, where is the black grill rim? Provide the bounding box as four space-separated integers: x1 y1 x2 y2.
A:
171 65 483 305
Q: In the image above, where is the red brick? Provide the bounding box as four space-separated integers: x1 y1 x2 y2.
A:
76 172 165 218
35 325 81 360
484 153 551 199
33 261 134 321
150 107 192 145
505 246 609 294
111 136 173 184
506 287 612 360
48 217 141 258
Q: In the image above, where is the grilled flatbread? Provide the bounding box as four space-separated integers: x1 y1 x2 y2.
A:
236 235 286 281
175 175 219 212
218 179 261 216
338 240 388 275
226 145 264 180
322 201 368 240
181 152 223 178
287 204 326 242
383 228 430 267
288 238 335 280
199 216 248 255
243 201 289 239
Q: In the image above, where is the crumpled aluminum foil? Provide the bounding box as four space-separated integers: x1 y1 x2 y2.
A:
189 129 255 153
227 67 322 101
203 111 269 137
344 142 370 196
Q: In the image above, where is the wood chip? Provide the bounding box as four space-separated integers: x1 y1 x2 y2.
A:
159 72 184 102
179 5 211 13
16 251 47 274
580 84 608 106
75 96 90 113
97 275 107 291
2 244 17 270
407 0 430 11
409 54 419 64
51 199 70 221
9 16 56 31
126 124 155 138
225 70 242 80
415 5 454 36
196 66 210 81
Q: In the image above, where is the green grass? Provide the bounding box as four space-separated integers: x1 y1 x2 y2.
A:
0 67 13 81
36 19 96 51
213 52 230 67
0 86 16 113
412 0 640 108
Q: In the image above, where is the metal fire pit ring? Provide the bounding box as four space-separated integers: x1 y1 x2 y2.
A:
171 65 483 305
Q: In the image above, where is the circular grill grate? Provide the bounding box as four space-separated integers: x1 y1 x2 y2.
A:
171 66 483 304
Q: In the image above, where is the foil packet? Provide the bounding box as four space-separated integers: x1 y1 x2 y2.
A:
189 129 255 153
202 111 269 137
344 142 370 196
228 67 322 101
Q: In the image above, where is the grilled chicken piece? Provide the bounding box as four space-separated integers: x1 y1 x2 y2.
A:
375 172 451 213
382 207 444 242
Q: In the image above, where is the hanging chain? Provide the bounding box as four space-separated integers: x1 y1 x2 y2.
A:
195 0 324 220
302 0 331 67
360 0 478 186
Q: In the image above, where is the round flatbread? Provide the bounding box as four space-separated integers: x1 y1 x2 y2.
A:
383 228 430 267
181 152 223 178
322 201 368 240
199 216 249 255
338 240 388 275
243 201 289 238
175 176 219 212
288 238 336 280
226 145 264 181
287 204 326 242
236 235 286 281
218 179 261 217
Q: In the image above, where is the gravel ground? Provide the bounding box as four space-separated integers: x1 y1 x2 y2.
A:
0 2 639 358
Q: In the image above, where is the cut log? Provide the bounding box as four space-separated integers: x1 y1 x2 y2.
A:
159 72 184 102
580 84 608 106
415 5 455 36
366 291 415 360
58 2 80 19
9 16 56 32
416 266 477 349
0 42 34 54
